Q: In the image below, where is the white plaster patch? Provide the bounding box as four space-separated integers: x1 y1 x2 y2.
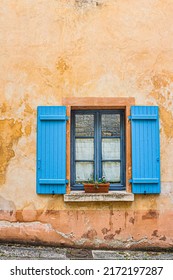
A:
161 182 173 194
0 196 16 212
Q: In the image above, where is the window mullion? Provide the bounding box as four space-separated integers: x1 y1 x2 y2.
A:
120 111 125 186
97 112 102 180
71 111 75 186
94 113 97 181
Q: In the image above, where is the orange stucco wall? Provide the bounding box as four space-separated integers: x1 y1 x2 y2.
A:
0 0 173 249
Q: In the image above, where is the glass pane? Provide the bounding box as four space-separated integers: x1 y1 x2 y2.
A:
102 162 120 182
102 114 120 136
102 138 120 160
76 162 94 182
75 114 94 137
76 139 94 160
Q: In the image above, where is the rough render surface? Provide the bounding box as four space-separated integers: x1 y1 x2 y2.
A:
0 0 173 249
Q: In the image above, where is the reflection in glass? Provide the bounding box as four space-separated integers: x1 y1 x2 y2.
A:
76 162 94 182
75 114 94 137
102 138 120 160
102 114 120 136
102 162 120 182
76 139 94 160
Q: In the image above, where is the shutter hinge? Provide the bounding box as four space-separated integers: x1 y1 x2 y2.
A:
66 116 70 121
38 159 41 169
129 179 132 183
128 116 132 121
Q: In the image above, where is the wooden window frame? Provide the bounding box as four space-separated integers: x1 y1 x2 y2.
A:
71 109 125 191
62 97 135 193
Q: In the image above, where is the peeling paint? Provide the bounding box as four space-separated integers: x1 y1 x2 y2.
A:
56 58 70 75
101 228 110 235
104 233 115 240
148 71 173 138
159 236 166 241
82 229 97 239
0 119 22 184
24 104 34 115
0 103 7 113
129 217 135 224
115 228 121 235
0 209 172 249
152 230 159 237
142 210 159 220
151 72 172 90
75 0 103 8
159 106 173 138
24 123 32 136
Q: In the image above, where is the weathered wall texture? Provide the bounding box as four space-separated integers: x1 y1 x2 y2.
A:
0 0 173 249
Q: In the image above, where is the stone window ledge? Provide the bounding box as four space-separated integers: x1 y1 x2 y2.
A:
64 191 134 202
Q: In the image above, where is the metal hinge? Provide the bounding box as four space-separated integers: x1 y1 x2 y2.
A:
38 159 41 169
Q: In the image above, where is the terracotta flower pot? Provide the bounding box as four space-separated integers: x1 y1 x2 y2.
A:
83 183 110 193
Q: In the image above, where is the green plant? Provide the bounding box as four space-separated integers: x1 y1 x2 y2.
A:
84 176 108 187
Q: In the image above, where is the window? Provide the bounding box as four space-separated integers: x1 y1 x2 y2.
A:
71 110 125 191
36 101 160 196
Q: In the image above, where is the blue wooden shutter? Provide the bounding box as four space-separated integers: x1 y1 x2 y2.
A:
37 106 68 194
130 106 160 194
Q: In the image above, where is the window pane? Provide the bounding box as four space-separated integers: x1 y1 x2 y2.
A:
76 162 94 182
102 162 120 182
102 138 120 160
102 114 120 136
76 139 94 160
75 114 94 137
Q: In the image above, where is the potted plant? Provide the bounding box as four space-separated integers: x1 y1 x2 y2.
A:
83 176 110 193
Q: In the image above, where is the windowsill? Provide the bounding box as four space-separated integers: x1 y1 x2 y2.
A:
64 191 134 202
